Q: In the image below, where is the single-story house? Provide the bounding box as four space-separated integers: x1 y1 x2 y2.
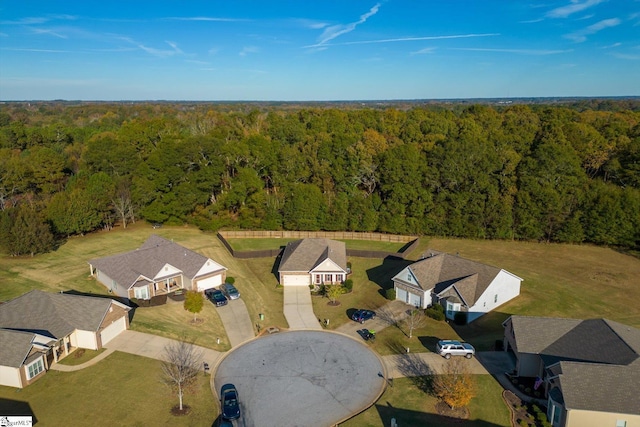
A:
89 235 227 301
391 250 522 323
503 315 640 427
278 238 348 286
0 290 130 388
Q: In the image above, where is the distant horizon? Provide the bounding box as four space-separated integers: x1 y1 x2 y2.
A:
2 95 639 104
2 1 639 101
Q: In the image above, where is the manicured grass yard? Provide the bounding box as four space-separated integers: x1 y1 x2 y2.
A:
0 351 218 426
342 375 510 427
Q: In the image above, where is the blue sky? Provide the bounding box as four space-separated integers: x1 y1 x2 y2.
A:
1 1 639 101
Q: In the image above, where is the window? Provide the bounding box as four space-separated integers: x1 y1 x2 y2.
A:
325 274 332 282
336 274 343 282
134 286 149 299
494 294 498 303
407 274 412 282
27 358 44 379
616 421 627 427
315 274 322 284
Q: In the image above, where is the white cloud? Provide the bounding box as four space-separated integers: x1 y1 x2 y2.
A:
411 47 437 55
305 33 500 48
166 16 248 22
134 40 184 57
546 0 607 18
30 28 68 39
451 47 572 55
565 17 620 42
239 46 259 56
316 3 381 46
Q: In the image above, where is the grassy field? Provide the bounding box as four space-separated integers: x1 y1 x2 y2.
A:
3 226 640 426
0 352 218 426
227 237 407 252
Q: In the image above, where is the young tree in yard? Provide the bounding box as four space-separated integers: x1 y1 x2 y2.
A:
326 284 344 305
183 291 204 322
161 335 203 412
404 308 427 339
432 358 477 409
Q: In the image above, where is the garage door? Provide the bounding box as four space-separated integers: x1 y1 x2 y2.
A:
197 274 223 291
100 316 126 346
409 292 422 308
396 287 408 303
282 274 311 286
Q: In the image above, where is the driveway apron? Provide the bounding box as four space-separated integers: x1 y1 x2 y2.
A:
215 298 255 347
335 299 410 339
283 286 322 330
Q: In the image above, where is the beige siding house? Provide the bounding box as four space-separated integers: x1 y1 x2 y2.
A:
0 290 130 388
278 238 348 286
89 235 227 301
503 315 640 427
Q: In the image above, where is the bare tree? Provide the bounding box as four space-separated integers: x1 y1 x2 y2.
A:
404 308 427 339
161 336 203 412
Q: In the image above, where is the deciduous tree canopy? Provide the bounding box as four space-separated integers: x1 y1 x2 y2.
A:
1 100 639 255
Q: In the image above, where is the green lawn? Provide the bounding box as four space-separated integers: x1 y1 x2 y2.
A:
342 375 511 427
57 348 106 366
0 351 218 426
226 237 407 252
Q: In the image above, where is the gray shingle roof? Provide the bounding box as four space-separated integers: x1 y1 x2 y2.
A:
555 361 640 414
0 329 34 368
278 238 347 273
89 235 224 289
0 290 116 339
407 252 503 306
508 316 640 366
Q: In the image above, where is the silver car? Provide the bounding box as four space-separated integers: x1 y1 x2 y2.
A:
436 340 475 359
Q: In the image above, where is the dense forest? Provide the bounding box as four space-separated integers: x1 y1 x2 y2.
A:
0 100 639 256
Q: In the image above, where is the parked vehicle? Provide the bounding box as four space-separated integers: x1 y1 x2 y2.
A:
351 309 376 324
436 340 475 359
358 329 376 341
204 288 227 307
221 283 240 300
220 383 241 420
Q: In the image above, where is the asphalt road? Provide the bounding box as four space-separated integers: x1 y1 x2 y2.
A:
214 330 386 427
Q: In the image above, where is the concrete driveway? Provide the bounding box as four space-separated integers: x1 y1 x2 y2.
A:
283 286 322 330
213 330 386 427
215 298 255 347
105 330 222 368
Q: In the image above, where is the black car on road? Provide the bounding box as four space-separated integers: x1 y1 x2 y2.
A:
205 288 228 307
220 383 241 420
351 309 376 324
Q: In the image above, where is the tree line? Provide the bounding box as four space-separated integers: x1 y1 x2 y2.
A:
0 101 638 255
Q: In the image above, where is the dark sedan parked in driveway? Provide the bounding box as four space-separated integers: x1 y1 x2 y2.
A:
351 309 376 324
220 383 241 420
205 288 228 307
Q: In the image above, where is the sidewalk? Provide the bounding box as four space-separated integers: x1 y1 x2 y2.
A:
50 348 117 372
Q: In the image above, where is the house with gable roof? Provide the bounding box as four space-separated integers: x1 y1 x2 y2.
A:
88 235 227 301
278 238 348 286
503 315 640 427
0 290 130 388
391 250 521 322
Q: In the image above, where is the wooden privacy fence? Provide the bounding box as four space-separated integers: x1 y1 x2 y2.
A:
219 230 416 242
217 230 420 260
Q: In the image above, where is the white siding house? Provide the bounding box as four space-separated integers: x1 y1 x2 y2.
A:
392 251 522 323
